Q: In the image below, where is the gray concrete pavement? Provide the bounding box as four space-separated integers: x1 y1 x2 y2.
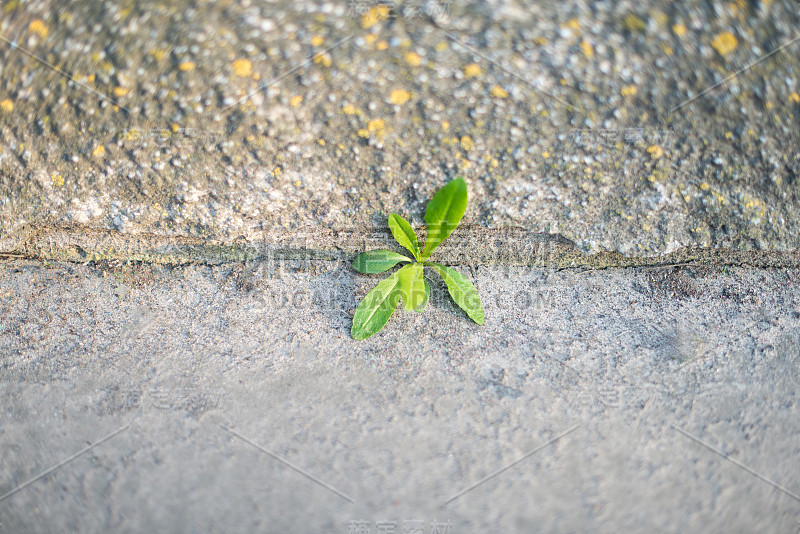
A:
1 259 799 532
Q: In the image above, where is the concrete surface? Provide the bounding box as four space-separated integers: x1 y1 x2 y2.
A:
1 259 800 532
0 0 799 260
2 0 800 532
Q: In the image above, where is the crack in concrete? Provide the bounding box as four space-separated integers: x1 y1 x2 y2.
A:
2 225 799 269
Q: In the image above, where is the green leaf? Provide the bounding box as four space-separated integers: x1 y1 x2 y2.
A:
415 278 430 313
397 263 426 312
352 249 412 274
427 262 484 325
388 214 421 260
351 270 402 340
421 177 468 259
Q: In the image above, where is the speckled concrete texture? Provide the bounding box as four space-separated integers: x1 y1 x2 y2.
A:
1 0 799 259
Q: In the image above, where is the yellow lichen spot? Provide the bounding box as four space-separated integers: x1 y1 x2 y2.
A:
273 166 282 177
51 174 64 187
441 121 450 131
743 195 766 218
178 61 196 71
621 85 638 97
789 92 800 104
459 157 471 169
712 31 738 56
342 104 358 115
662 44 674 56
357 128 369 138
317 139 326 146
766 101 774 109
4 0 19 12
376 40 389 51
562 18 580 31
389 88 411 105
490 85 508 98
171 123 180 133
364 33 378 46
624 14 646 32
724 131 733 139
361 5 389 29
112 86 129 97
87 74 95 83
463 63 482 78
435 41 448 52
647 145 664 159
289 95 303 107
122 129 141 142
28 19 49 38
367 118 385 133
460 135 475 151
313 53 332 67
490 158 499 168
295 180 302 187
92 145 106 158
232 58 252 77
311 35 324 47
672 23 687 37
560 78 568 86
580 40 594 58
541 151 550 159
151 49 166 61
405 51 422 67
534 37 548 45
700 182 710 191
0 99 13 113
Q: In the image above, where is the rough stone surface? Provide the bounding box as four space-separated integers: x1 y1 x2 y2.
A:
1 259 799 532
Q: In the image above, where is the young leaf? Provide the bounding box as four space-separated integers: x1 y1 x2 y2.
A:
427 262 484 325
388 214 421 260
397 263 426 311
351 270 402 340
415 278 430 313
352 249 412 274
421 178 468 259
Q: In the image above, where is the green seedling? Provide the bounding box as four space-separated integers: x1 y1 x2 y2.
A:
351 177 484 339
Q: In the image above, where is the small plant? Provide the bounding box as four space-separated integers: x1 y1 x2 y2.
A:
351 177 484 339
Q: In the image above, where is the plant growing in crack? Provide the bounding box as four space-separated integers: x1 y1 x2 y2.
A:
351 177 484 340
